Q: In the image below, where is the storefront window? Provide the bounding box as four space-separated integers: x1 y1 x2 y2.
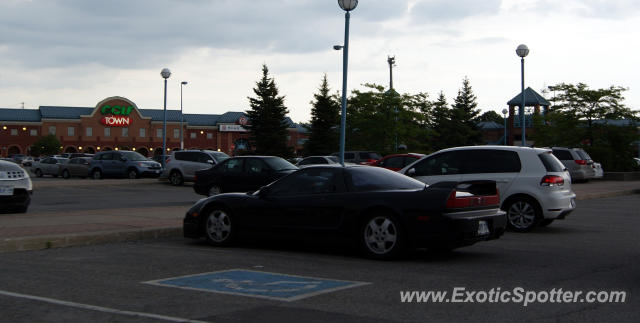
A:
156 129 162 138
11 129 17 136
173 129 179 139
86 127 92 137
190 132 196 139
207 133 213 139
139 128 146 138
122 127 128 137
49 126 56 135
30 129 37 136
104 127 111 137
68 127 75 136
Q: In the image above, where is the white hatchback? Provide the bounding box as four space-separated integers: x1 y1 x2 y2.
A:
400 146 576 232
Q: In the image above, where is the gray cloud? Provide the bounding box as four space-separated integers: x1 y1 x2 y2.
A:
531 0 640 19
0 0 409 69
409 0 502 23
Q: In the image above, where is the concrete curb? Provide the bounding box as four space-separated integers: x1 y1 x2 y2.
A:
0 226 182 253
575 189 640 201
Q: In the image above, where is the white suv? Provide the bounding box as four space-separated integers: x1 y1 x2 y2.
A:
161 150 230 185
400 146 576 232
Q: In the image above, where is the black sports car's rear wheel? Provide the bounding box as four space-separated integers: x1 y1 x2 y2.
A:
360 213 405 259
204 207 235 246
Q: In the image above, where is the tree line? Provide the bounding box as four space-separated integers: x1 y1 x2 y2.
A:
247 65 639 171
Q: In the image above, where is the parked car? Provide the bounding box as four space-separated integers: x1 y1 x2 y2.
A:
20 157 35 167
161 150 230 186
592 162 604 178
184 165 506 259
296 156 341 168
370 153 426 171
0 159 32 213
331 151 381 165
33 157 69 177
68 153 94 159
551 147 595 182
89 150 162 179
9 154 27 164
193 156 298 196
59 157 92 179
400 146 576 232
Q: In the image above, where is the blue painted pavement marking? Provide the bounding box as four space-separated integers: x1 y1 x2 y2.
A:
144 269 370 301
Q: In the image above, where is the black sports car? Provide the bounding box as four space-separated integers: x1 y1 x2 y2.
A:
184 165 507 259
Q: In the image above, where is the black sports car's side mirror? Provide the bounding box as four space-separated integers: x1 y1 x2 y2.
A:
406 168 416 176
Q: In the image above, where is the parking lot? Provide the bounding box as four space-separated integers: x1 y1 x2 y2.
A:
0 177 638 322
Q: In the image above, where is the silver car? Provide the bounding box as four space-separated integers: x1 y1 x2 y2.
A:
161 150 230 185
551 147 595 182
33 157 69 178
0 159 32 213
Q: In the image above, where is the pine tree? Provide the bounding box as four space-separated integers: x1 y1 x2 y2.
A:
245 65 292 157
431 91 452 151
449 77 482 146
305 74 340 155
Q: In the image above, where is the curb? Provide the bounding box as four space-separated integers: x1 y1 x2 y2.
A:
575 189 640 201
0 226 182 253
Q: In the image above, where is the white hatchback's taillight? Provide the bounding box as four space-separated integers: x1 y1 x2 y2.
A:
540 175 564 186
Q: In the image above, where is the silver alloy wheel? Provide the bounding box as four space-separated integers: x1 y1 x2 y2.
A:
170 171 183 185
363 216 398 255
206 209 231 243
208 186 222 196
92 170 101 179
507 201 536 229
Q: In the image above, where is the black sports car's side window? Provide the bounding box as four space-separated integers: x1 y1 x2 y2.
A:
269 168 339 196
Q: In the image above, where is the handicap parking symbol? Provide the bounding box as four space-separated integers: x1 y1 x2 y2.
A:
145 269 370 301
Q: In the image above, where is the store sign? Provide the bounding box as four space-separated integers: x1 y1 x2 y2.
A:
219 124 247 132
100 116 131 126
100 105 133 127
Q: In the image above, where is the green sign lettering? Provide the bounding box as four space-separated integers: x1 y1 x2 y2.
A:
100 105 134 116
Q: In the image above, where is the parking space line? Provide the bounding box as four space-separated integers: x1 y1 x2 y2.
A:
0 289 209 323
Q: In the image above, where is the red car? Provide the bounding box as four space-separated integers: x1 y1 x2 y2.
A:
371 153 426 171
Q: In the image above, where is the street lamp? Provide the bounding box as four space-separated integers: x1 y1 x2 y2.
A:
161 68 171 166
336 0 358 166
502 108 508 145
180 81 188 150
516 44 529 146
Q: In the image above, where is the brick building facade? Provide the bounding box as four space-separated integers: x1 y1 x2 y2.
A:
0 96 308 157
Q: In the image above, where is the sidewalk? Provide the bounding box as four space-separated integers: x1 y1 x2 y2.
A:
1 180 638 253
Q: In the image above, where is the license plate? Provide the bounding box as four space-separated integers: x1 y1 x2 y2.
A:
0 185 14 196
477 221 490 236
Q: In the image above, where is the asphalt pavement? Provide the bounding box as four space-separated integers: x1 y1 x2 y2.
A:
0 178 639 253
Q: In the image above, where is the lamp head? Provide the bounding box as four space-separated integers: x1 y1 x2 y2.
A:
333 45 344 50
338 0 358 11
502 108 508 115
161 68 171 79
181 81 188 85
516 44 529 58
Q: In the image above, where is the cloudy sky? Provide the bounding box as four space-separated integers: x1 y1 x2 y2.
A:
0 0 638 123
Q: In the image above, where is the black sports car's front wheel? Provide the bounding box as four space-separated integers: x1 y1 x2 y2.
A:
360 213 405 260
204 207 235 246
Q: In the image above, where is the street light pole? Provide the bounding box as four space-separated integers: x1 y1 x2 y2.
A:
388 56 398 152
337 0 358 166
180 81 188 150
516 44 529 147
502 108 508 145
161 68 171 167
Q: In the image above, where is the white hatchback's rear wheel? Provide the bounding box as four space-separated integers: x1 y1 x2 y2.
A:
506 197 541 232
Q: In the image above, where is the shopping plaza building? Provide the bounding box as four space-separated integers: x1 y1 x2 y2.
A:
0 96 309 157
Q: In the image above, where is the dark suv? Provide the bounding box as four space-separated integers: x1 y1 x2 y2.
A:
89 150 162 179
161 150 230 185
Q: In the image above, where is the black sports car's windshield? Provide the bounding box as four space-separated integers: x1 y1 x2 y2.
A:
349 167 426 191
265 157 298 171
